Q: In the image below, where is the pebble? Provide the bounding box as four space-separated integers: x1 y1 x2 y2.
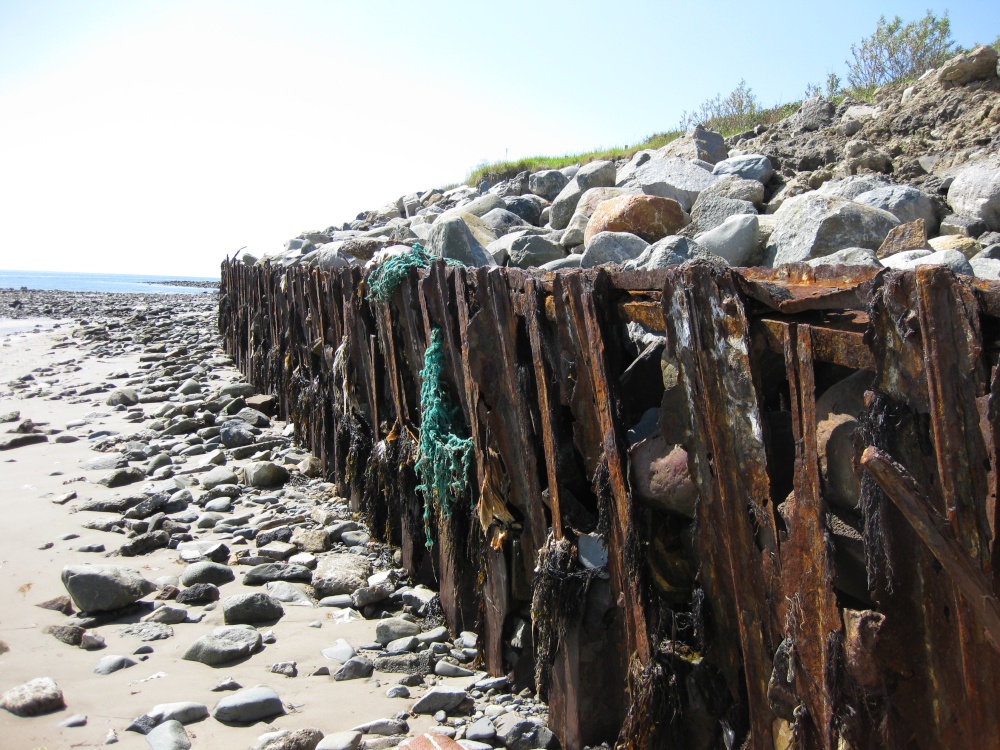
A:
93 654 138 675
59 713 89 727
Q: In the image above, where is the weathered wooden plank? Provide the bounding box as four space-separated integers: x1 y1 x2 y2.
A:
781 323 842 749
524 278 563 541
861 446 1000 649
661 262 776 750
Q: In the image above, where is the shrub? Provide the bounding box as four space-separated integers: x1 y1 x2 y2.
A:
846 11 956 90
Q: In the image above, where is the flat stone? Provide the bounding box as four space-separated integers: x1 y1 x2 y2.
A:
213 686 284 724
411 687 467 715
183 625 262 665
94 655 138 675
118 622 174 641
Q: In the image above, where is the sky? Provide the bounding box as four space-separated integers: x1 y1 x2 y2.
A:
0 1 997 277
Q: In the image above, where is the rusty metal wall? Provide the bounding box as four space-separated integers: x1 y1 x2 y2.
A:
219 259 1000 750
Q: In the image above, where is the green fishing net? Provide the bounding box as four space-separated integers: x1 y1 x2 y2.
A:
365 243 462 304
415 327 474 548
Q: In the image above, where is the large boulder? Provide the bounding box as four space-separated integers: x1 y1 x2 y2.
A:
818 174 892 201
581 231 649 268
458 193 505 218
183 625 262 665
712 154 773 183
426 215 496 267
222 592 285 625
764 193 900 265
506 235 565 269
806 247 882 269
243 461 290 488
700 174 765 206
695 214 760 266
948 158 1000 232
503 196 543 226
656 125 728 164
311 554 371 598
480 208 530 237
881 249 973 275
213 686 284 724
584 195 688 245
548 161 618 229
528 170 569 201
625 236 722 271
792 97 836 131
576 187 637 218
937 45 999 87
61 565 156 613
690 194 757 233
617 157 717 212
854 185 937 233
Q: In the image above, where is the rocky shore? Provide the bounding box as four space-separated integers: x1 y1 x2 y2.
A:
256 45 1000 282
0 290 548 750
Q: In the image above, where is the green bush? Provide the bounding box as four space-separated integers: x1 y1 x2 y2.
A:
846 11 956 90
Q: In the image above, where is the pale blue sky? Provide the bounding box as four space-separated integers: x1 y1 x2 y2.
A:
0 1 996 276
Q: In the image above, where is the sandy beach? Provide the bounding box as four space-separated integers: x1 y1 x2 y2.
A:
0 290 540 750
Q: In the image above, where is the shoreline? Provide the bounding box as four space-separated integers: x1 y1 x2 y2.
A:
0 290 540 749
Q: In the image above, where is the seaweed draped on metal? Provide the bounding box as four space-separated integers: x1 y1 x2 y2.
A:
219 257 1000 750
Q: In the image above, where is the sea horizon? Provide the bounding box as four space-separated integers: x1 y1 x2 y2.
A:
0 269 219 295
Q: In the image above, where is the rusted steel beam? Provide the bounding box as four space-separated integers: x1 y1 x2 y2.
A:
661 262 777 750
781 323 843 749
861 446 1000 650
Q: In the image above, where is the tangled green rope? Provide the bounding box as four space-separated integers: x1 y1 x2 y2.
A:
415 327 474 548
365 243 462 304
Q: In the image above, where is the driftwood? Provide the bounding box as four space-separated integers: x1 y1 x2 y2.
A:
220 259 1000 750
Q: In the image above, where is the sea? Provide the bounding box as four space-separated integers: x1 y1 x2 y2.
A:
0 269 218 295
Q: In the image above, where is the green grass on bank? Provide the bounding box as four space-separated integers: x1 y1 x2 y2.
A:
464 99 802 188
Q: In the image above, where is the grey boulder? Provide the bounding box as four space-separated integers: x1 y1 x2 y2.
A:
948 158 1000 231
244 461 289 488
426 215 496 267
712 154 773 183
528 170 569 201
765 193 900 265
806 247 882 268
411 686 468 714
882 249 973 275
61 564 156 613
581 231 649 268
375 617 421 645
180 561 235 587
311 554 371 598
853 185 937 233
695 214 760 265
146 720 191 750
213 686 284 723
183 625 262 665
617 156 717 212
549 161 617 229
222 592 284 625
506 235 565 269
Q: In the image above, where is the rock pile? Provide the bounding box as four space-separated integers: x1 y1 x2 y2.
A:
261 45 1000 280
